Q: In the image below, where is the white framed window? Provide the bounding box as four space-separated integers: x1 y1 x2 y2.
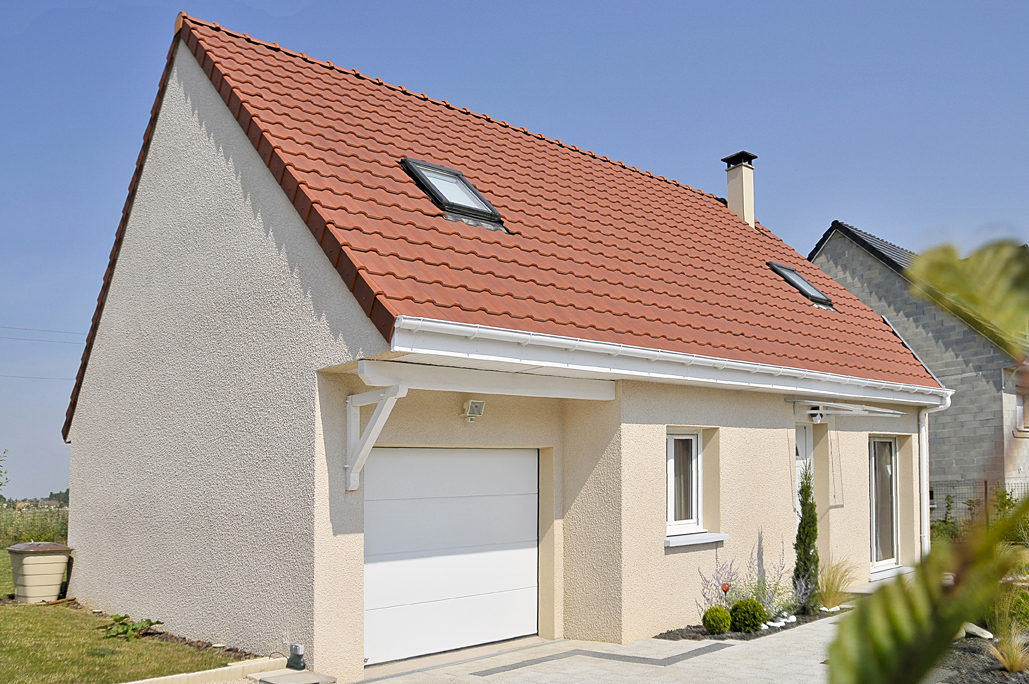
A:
869 437 899 568
795 424 814 518
667 433 702 536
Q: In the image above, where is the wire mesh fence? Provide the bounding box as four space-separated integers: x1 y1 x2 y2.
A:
929 479 1029 523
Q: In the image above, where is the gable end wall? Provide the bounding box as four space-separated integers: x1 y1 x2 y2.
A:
813 231 1013 482
67 40 388 659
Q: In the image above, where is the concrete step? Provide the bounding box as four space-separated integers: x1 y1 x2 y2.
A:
246 669 336 684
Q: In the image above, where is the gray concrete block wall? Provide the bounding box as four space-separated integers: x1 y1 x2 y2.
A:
813 231 1013 483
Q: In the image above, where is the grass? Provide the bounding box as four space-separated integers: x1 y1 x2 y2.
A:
818 555 861 609
1 550 11 596
988 583 1029 673
2 519 239 684
0 603 239 684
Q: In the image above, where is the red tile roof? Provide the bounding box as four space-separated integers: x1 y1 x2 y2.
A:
63 14 939 439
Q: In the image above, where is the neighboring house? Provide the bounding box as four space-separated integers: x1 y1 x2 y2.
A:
810 221 1029 495
65 14 950 681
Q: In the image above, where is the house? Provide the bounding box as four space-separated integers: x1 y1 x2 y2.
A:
810 221 1029 504
64 14 951 681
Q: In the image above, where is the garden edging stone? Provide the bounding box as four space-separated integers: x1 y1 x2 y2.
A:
122 656 287 684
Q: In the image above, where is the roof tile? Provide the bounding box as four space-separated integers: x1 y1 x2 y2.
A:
179 16 940 388
64 16 941 438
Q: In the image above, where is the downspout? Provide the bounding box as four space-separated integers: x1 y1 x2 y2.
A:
919 394 952 559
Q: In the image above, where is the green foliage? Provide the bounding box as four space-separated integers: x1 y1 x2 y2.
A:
730 598 767 633
98 614 164 642
994 487 1018 518
930 495 960 544
0 508 69 547
702 605 731 635
828 495 1029 684
906 241 1029 361
47 489 69 507
830 240 1029 684
1012 589 1029 630
793 462 819 613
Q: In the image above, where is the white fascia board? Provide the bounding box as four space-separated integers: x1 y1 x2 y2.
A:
358 359 615 401
391 316 953 408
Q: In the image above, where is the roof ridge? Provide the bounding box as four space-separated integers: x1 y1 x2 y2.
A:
833 220 916 257
178 13 724 204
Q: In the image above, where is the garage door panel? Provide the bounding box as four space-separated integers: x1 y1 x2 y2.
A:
364 448 538 500
365 544 537 610
364 447 539 665
364 587 538 666
363 493 537 557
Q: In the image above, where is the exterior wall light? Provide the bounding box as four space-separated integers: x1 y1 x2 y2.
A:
463 400 485 423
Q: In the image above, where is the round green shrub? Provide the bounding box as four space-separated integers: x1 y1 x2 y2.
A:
702 606 732 635
730 598 768 633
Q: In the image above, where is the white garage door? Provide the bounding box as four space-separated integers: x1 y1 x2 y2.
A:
364 447 539 665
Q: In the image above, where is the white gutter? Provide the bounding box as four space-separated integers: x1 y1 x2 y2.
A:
919 394 953 558
392 316 953 408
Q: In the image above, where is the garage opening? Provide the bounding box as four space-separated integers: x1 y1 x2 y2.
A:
363 447 539 665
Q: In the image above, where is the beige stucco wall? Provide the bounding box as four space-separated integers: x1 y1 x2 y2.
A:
67 39 388 665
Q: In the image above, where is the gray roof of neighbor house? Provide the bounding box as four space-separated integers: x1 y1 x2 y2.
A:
809 220 917 274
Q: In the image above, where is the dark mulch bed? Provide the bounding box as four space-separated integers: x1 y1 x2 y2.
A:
938 638 1029 683
1 594 259 659
656 608 850 641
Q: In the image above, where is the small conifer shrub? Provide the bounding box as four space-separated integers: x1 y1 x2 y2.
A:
730 598 767 633
702 605 731 635
793 461 820 613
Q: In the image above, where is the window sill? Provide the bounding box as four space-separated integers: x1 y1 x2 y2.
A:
1013 429 1029 439
665 532 729 548
869 565 913 582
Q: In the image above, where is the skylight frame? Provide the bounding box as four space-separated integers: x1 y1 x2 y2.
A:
767 262 833 307
401 157 503 225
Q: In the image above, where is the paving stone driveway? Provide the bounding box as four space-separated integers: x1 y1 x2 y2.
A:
368 615 848 684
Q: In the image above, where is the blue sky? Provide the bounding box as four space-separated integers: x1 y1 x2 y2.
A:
1 1 1026 498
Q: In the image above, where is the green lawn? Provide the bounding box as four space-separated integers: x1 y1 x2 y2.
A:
1 550 12 596
0 552 239 684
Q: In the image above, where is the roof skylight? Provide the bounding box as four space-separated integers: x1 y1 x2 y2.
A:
401 157 503 226
768 262 833 307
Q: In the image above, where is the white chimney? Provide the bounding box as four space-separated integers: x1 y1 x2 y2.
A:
722 151 757 227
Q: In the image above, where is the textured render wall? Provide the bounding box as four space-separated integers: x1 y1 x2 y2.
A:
612 383 922 641
311 377 569 678
831 414 922 577
617 382 799 641
562 391 624 642
68 40 388 666
372 387 568 642
814 232 1012 482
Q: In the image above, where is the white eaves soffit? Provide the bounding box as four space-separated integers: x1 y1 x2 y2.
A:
389 316 953 408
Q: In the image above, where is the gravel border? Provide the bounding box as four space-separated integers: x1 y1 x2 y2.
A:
937 638 1029 683
655 608 850 641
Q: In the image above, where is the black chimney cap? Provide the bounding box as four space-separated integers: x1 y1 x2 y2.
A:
721 151 757 168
